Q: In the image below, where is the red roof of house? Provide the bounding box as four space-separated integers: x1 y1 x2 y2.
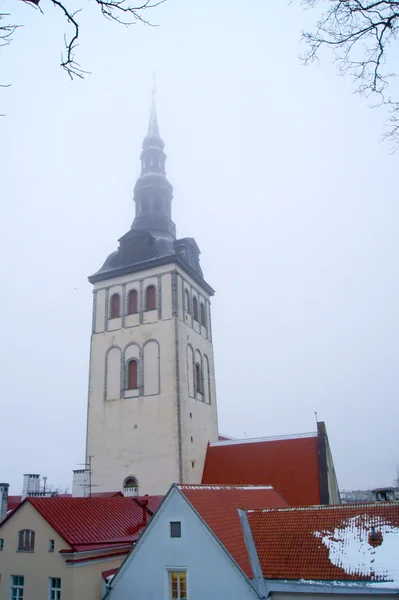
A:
11 496 150 551
178 484 288 577
133 495 164 515
7 496 22 512
202 433 321 506
247 503 399 582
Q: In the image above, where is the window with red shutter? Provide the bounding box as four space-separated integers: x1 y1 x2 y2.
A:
128 289 138 314
110 293 120 318
127 360 138 390
146 285 156 311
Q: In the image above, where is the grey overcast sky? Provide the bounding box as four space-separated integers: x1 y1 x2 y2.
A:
1 0 398 495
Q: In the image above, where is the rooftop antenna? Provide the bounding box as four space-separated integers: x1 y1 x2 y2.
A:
314 411 318 427
77 455 100 497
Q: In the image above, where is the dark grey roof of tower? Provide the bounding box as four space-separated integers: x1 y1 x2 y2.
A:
89 96 213 294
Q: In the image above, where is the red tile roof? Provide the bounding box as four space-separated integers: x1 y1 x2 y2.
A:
178 484 288 577
133 495 164 515
202 433 321 506
247 503 399 582
7 496 22 512
23 496 149 551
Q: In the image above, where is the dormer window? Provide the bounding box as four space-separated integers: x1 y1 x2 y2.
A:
110 293 120 319
18 529 35 552
123 476 138 496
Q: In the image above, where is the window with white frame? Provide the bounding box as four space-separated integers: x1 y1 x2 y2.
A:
169 571 187 600
0 537 4 549
48 539 55 552
10 575 24 599
49 577 61 600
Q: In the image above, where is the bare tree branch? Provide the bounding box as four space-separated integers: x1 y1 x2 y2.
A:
300 0 399 150
0 0 166 80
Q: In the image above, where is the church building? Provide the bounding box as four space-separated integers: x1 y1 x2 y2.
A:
85 95 219 496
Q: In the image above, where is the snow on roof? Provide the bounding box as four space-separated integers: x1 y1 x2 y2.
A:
314 514 399 582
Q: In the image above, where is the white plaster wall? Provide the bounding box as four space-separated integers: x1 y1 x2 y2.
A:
95 289 106 333
144 340 160 395
108 489 258 600
87 265 181 496
87 263 219 495
175 271 219 485
106 347 121 401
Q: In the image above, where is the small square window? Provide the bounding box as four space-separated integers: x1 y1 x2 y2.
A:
170 521 181 538
0 538 4 549
48 539 55 552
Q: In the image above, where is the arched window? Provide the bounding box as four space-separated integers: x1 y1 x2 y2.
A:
185 290 190 314
123 476 138 496
200 302 206 327
195 363 202 394
127 360 138 390
18 529 35 552
146 285 156 311
193 296 198 321
110 293 120 319
128 289 138 315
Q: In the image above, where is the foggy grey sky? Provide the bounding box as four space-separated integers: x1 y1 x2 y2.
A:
1 0 398 495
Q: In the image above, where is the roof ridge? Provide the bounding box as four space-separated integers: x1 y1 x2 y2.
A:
246 502 399 514
209 432 317 447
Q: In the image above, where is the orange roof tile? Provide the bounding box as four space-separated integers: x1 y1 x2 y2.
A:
178 484 288 577
247 503 399 582
202 434 321 506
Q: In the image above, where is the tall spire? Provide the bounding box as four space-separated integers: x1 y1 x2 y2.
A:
148 76 160 137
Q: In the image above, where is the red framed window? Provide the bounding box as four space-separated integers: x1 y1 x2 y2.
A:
110 293 120 318
127 360 138 390
128 289 138 315
146 285 156 311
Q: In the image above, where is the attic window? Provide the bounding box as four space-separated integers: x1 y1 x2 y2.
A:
18 529 35 552
48 539 55 552
170 521 181 538
0 538 3 549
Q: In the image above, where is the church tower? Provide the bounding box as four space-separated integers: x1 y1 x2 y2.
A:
85 94 219 496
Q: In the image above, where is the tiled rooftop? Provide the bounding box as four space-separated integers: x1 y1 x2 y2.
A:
247 503 399 582
202 434 321 506
178 484 288 577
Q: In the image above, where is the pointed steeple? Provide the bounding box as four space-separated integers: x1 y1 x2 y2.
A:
130 87 175 238
148 85 160 137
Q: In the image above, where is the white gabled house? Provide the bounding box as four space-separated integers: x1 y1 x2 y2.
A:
104 485 399 600
104 484 287 600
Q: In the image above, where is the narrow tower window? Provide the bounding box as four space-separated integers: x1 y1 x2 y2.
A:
128 289 138 315
142 197 149 213
127 360 138 390
193 296 198 321
200 302 206 327
146 285 156 311
195 363 201 394
185 290 190 314
110 293 120 319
